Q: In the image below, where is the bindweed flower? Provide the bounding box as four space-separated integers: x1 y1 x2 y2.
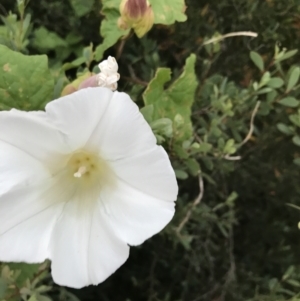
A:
0 87 178 288
119 0 154 38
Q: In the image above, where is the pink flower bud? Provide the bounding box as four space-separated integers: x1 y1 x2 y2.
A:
119 0 154 37
78 75 99 90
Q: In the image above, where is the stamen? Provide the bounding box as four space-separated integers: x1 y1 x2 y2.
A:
74 166 87 178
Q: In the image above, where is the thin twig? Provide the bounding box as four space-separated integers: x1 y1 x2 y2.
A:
147 255 158 301
202 31 258 46
239 101 261 147
220 226 236 300
116 39 126 60
223 155 241 161
176 173 204 234
125 65 149 86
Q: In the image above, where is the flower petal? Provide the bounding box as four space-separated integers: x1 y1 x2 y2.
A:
101 179 175 246
45 87 113 151
111 146 178 201
50 193 129 288
87 91 156 160
0 109 68 163
0 140 50 195
0 178 69 262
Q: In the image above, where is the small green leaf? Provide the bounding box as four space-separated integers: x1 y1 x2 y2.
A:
277 123 294 135
286 279 300 287
151 118 173 138
150 0 187 25
28 295 38 301
267 77 284 88
198 142 212 153
250 51 264 72
282 266 295 281
69 0 94 17
225 191 238 206
256 87 273 94
32 27 67 51
289 114 300 127
268 278 279 291
173 144 189 159
201 157 214 170
293 158 300 166
140 105 154 123
0 279 7 299
62 57 86 71
223 139 236 155
185 158 200 176
292 135 300 146
175 169 188 180
7 263 40 286
287 67 300 92
278 97 299 108
276 49 298 63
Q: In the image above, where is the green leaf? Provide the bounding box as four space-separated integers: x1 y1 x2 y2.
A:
95 1 130 60
286 279 300 287
276 123 294 135
267 77 284 88
0 45 54 110
150 118 173 138
32 27 67 51
282 266 295 281
293 158 300 166
173 144 189 159
278 97 299 108
185 158 200 176
198 142 212 153
150 0 187 25
223 139 236 155
289 114 300 127
175 169 188 180
250 51 264 72
140 105 154 123
256 87 273 94
287 66 300 92
0 279 7 299
7 263 40 286
62 57 86 71
143 54 198 142
69 0 94 17
201 157 214 170
292 135 300 146
276 49 298 63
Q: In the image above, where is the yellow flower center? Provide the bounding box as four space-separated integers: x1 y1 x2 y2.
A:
65 151 115 190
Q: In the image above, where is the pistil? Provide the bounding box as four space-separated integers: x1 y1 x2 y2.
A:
74 166 87 178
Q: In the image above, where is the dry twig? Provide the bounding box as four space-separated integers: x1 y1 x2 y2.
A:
176 173 204 235
202 31 258 46
240 101 261 147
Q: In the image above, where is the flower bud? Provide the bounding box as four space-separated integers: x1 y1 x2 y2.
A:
78 75 99 90
61 83 77 97
119 0 154 38
61 56 120 96
61 72 93 96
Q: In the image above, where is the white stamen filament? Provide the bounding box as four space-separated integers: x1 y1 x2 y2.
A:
74 166 87 178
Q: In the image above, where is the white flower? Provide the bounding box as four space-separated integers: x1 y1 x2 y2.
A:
0 87 178 288
98 56 119 75
97 72 120 91
97 56 120 91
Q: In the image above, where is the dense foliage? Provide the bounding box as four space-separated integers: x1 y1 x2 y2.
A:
1 0 300 300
